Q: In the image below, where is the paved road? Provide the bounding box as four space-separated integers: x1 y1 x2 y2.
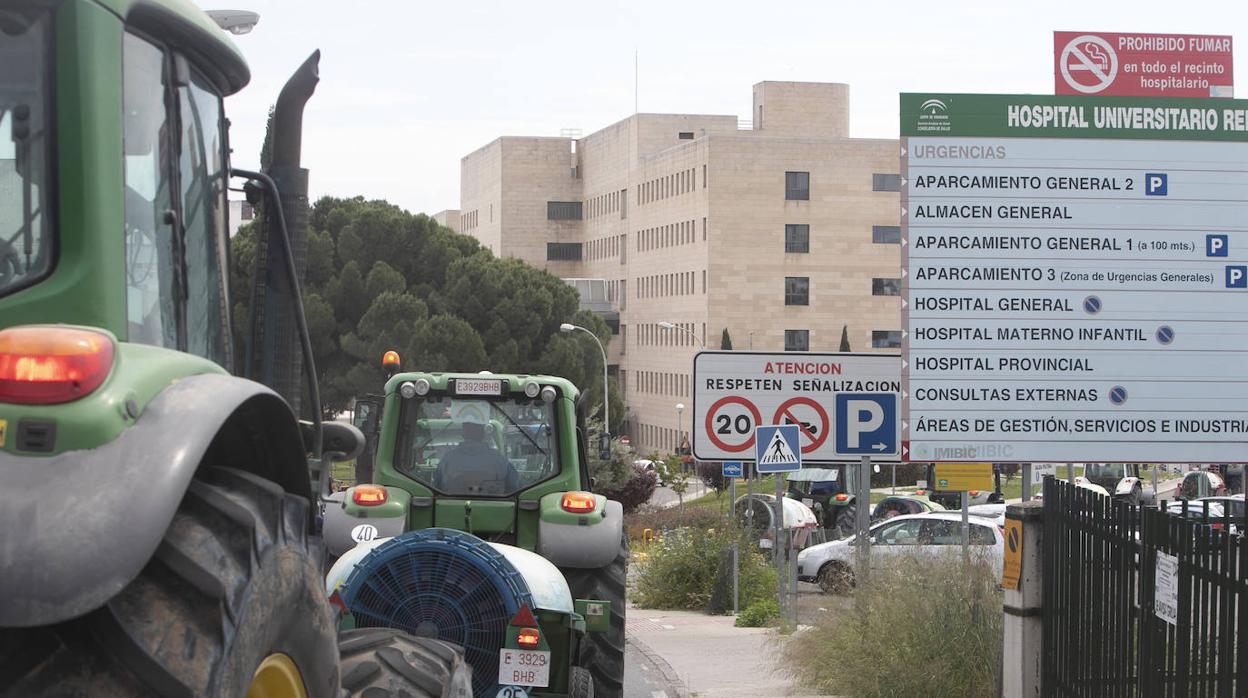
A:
646 480 708 509
624 637 688 698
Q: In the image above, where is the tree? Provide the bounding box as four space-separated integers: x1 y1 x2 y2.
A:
839 324 851 352
230 193 620 417
720 328 733 350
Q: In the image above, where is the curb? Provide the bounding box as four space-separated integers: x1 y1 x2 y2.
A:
626 630 693 698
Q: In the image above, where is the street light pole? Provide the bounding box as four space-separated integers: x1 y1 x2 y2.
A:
658 320 705 349
675 403 685 456
561 323 609 454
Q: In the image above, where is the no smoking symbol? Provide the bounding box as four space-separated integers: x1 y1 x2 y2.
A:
772 397 829 454
1060 35 1118 94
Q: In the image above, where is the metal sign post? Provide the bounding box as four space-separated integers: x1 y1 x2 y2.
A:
755 424 801 624
722 461 742 616
774 473 785 620
1022 463 1032 501
961 491 970 569
855 455 871 587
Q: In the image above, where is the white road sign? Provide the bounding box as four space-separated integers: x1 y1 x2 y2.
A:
692 351 900 462
1154 551 1179 625
901 93 1248 462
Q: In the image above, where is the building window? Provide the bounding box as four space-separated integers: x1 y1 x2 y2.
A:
785 276 809 306
784 224 809 253
679 131 694 139
785 171 809 200
703 164 707 188
872 330 902 348
872 225 901 244
872 278 901 296
547 201 583 220
240 202 254 220
546 242 582 261
784 330 809 352
872 174 901 192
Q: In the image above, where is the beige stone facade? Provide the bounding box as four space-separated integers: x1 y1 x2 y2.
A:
458 82 901 457
432 209 461 233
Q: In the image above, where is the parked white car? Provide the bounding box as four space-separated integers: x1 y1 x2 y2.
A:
633 459 664 486
797 512 1004 594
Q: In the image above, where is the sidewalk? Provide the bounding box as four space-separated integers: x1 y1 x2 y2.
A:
626 605 826 697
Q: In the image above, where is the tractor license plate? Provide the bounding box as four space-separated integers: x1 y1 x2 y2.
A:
455 378 503 395
498 649 550 687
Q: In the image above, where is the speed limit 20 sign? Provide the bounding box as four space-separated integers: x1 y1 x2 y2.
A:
692 351 901 462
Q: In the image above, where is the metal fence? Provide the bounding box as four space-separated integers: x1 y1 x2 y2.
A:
1041 478 1245 697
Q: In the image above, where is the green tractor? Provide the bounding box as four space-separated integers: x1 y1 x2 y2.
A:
0 1 475 695
324 365 628 698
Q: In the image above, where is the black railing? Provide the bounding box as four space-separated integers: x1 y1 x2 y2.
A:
1042 478 1245 697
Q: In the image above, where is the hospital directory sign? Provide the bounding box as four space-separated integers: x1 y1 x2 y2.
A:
901 93 1248 462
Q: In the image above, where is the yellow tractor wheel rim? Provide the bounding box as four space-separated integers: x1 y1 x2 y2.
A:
247 653 308 698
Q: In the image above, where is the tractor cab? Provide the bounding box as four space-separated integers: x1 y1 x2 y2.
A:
1077 463 1154 505
783 466 862 540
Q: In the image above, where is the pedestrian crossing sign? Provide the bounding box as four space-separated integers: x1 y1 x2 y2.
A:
755 424 802 473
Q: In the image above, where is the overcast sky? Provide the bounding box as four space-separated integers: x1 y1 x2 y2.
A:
201 0 1247 216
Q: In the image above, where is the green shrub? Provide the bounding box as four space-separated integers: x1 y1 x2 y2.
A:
781 555 1001 698
632 525 776 612
735 597 779 628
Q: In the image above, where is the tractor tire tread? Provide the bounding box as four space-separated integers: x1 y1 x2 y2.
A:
337 628 471 698
0 466 339 698
561 535 628 698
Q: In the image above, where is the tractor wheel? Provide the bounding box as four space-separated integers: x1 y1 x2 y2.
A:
0 467 339 697
560 535 627 698
338 628 472 697
817 562 853 595
833 503 858 540
567 665 595 698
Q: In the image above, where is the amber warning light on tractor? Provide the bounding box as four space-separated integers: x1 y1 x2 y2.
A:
0 327 115 405
560 491 596 513
382 350 400 368
352 484 388 506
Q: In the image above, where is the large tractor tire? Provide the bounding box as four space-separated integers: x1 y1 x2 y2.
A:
832 502 858 540
560 535 627 698
338 628 472 697
0 466 340 697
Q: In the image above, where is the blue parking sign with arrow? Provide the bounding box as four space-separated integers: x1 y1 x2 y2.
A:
834 394 898 457
755 424 802 473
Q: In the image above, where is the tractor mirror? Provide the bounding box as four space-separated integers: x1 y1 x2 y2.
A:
322 421 365 463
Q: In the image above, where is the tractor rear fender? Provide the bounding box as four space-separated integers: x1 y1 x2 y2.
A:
1115 477 1139 496
322 485 410 558
538 494 623 569
0 374 310 627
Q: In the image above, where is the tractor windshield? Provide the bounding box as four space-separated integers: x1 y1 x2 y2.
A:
395 394 560 497
1086 463 1126 480
0 4 53 297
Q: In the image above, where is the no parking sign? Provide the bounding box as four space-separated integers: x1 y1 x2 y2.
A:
693 351 901 462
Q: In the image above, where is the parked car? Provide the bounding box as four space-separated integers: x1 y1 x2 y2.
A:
1166 497 1244 535
797 512 1004 594
633 459 664 486
968 503 1008 527
870 495 945 523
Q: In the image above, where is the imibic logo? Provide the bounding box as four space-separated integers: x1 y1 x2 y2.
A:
916 98 952 132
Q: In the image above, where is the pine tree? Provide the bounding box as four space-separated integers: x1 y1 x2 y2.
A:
720 328 733 350
839 324 851 352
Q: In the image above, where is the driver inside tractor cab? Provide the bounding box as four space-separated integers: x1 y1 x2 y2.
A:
432 401 519 495
397 393 559 497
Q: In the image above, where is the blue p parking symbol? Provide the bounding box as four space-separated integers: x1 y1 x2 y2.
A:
834 394 897 457
1227 266 1247 289
1145 173 1168 196
1207 235 1228 257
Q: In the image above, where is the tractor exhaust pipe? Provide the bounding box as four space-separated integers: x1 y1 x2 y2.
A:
247 50 319 421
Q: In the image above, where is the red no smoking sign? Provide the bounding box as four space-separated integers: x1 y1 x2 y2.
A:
772 397 829 454
704 396 762 453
